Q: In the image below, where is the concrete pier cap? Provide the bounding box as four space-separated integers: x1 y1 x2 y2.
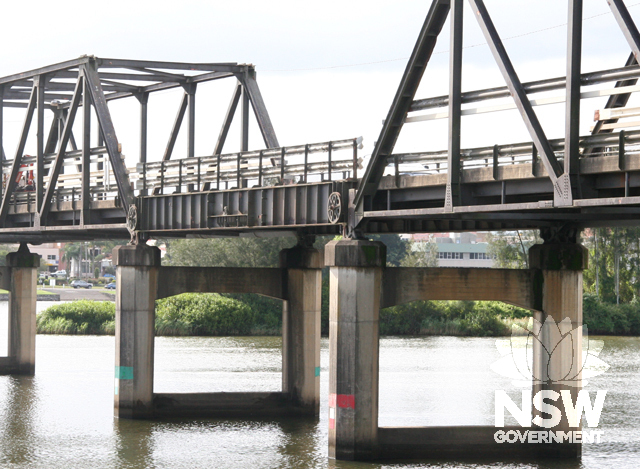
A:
6 243 40 268
113 244 161 267
529 242 588 271
279 244 323 269
324 239 386 268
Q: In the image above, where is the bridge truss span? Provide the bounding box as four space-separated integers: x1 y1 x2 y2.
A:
3 1 640 242
353 0 640 235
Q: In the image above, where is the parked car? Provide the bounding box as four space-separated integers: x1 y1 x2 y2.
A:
105 282 116 290
70 280 92 289
54 270 67 277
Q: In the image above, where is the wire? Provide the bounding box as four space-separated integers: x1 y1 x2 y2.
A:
262 2 640 73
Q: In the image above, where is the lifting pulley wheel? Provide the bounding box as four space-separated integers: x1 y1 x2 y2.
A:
327 192 341 224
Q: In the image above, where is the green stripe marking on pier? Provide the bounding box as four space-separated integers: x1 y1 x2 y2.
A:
315 366 320 377
115 366 134 380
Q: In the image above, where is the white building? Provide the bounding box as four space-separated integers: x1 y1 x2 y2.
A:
29 243 62 272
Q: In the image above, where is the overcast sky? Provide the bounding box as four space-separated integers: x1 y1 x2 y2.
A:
1 0 639 167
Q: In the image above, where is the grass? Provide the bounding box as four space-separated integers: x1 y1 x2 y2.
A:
0 289 56 295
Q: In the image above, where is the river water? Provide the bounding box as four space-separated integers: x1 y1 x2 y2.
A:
0 303 638 468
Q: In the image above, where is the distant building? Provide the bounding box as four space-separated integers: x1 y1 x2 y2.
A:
29 243 63 272
436 242 494 267
409 232 495 267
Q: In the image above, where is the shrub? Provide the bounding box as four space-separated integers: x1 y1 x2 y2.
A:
37 300 115 334
223 293 282 334
155 293 255 336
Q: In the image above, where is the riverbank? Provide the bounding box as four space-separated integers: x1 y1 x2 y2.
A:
35 292 640 337
36 295 528 337
0 289 60 301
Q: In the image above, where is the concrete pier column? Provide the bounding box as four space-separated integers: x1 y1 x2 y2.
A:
113 244 161 419
325 239 386 460
0 244 40 375
280 243 323 415
529 236 588 458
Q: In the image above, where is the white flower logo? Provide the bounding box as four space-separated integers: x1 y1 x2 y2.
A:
491 317 609 387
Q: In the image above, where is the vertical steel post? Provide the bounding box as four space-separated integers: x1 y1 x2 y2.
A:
82 75 91 225
197 158 201 190
304 144 309 183
160 161 164 195
240 82 249 152
394 155 400 188
328 142 333 182
258 150 263 186
565 0 582 198
446 0 463 211
0 86 4 204
139 93 148 196
236 152 241 188
216 153 221 190
139 93 148 165
36 76 45 212
187 84 196 159
619 130 626 170
281 147 285 183
352 139 358 180
97 129 104 172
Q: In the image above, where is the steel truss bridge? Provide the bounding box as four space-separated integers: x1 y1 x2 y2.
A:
2 0 640 243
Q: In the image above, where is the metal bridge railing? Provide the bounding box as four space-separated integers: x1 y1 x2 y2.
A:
386 129 640 177
135 137 363 195
2 153 122 208
0 137 363 211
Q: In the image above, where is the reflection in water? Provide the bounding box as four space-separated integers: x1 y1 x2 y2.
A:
0 376 38 466
0 334 637 468
113 419 155 468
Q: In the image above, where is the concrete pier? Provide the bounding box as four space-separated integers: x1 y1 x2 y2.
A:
113 244 161 419
0 244 40 375
529 238 587 458
280 244 323 415
325 236 586 461
325 239 386 460
113 241 324 420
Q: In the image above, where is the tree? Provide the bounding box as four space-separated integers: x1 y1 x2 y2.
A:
487 230 542 269
0 244 16 266
62 243 83 275
583 227 640 304
401 238 438 267
368 234 408 267
164 237 297 268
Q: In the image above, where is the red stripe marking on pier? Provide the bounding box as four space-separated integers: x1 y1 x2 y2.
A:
337 394 355 409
